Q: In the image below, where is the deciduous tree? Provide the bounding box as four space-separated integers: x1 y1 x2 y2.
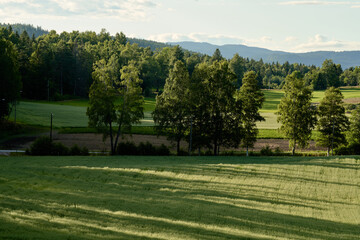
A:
276 71 317 155
87 60 144 155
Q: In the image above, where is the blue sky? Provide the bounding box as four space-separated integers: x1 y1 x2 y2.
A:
1 0 360 52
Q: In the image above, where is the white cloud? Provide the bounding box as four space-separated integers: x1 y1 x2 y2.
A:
291 34 360 52
148 32 276 46
0 0 158 21
148 32 247 45
148 32 360 53
285 36 298 42
279 1 360 8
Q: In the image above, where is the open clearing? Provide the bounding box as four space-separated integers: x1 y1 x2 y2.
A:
0 156 359 239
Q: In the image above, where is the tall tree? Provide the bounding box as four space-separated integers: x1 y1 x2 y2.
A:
321 59 342 88
317 87 349 156
191 60 242 155
229 53 246 88
276 71 317 155
153 61 190 154
211 48 223 62
348 106 360 145
349 106 360 144
87 59 144 155
238 71 265 156
0 37 21 121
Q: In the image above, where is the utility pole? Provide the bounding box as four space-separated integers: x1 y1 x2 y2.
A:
331 119 335 156
188 116 193 156
50 113 53 141
14 100 16 125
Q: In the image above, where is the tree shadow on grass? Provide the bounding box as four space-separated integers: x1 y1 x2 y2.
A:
1 163 360 240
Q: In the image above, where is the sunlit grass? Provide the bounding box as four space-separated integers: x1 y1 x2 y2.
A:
0 156 359 239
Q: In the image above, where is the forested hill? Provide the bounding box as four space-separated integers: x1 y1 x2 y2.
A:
0 23 48 38
170 41 360 69
127 38 169 51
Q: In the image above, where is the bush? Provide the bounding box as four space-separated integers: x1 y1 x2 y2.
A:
156 144 170 156
274 147 282 155
80 146 89 156
116 141 170 156
70 144 82 155
28 136 53 155
334 145 350 155
335 142 360 155
260 145 273 156
51 142 69 156
27 137 89 156
116 142 138 155
138 142 156 156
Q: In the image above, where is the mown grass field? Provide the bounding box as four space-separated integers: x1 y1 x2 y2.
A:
9 88 360 130
0 156 359 239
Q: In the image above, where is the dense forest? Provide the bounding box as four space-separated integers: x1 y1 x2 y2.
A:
1 24 360 103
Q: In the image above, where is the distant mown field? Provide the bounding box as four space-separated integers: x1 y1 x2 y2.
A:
9 88 360 129
0 156 359 239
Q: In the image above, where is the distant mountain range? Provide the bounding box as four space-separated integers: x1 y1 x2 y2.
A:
169 41 360 69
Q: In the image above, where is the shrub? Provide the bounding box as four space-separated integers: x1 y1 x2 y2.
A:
70 144 82 156
156 144 170 156
334 145 350 155
335 142 360 155
27 136 89 156
260 145 273 156
69 144 89 156
138 142 156 156
80 146 89 156
116 142 138 155
28 136 53 155
116 141 170 156
274 147 282 155
51 142 69 156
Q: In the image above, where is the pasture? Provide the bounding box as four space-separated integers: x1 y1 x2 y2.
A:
0 156 359 239
8 88 360 130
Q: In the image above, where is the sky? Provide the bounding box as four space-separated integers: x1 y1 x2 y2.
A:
1 0 360 53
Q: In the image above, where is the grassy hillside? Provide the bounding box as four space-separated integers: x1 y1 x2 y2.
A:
0 156 359 239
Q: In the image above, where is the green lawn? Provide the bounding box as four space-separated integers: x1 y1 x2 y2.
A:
9 88 360 129
0 156 359 239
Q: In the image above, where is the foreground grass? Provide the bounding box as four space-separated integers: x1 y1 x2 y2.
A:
0 156 359 239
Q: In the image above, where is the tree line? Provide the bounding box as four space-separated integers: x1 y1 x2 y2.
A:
2 26 359 105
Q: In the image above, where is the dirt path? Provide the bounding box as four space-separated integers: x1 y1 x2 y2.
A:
4 132 326 153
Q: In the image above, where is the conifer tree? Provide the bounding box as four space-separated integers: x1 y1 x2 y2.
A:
238 71 265 156
317 87 349 156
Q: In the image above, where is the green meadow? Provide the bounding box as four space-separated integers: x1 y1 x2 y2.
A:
9 88 360 130
0 156 359 239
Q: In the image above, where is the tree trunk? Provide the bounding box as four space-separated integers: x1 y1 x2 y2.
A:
213 142 218 156
327 147 330 157
113 122 122 155
177 140 180 155
246 146 249 157
292 145 296 156
109 122 114 155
